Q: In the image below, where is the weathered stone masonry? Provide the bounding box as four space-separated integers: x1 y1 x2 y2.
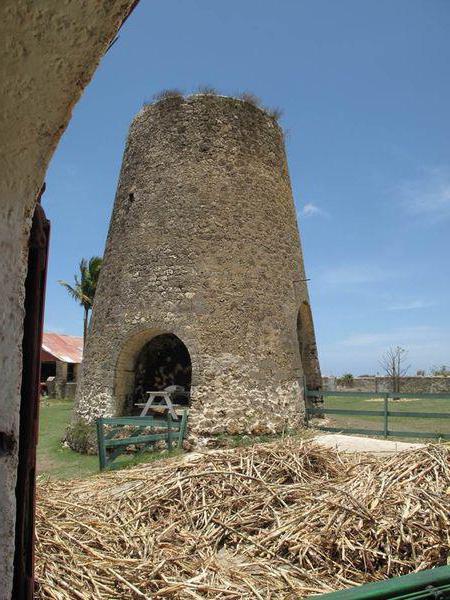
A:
72 95 321 440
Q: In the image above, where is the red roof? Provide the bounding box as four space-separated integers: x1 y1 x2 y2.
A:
41 332 83 364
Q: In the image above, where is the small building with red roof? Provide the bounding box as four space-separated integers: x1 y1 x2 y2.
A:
41 332 83 399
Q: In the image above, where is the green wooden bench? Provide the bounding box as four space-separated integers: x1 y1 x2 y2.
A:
96 409 188 471
313 564 450 599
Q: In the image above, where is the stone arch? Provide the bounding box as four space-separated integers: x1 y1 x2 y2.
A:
296 301 321 389
113 326 197 415
1 3 147 595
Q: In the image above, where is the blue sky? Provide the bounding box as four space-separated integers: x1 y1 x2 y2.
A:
43 0 450 375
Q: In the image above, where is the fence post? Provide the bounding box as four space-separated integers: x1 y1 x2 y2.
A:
167 412 173 451
383 395 389 439
178 409 188 449
96 418 107 471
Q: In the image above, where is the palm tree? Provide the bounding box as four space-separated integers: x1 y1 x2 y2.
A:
59 256 102 347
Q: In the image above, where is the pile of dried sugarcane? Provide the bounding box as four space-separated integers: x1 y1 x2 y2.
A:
35 440 449 599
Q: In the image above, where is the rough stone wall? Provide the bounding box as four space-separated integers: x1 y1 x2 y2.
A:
74 95 321 438
0 196 32 600
323 376 450 394
56 359 68 384
0 2 137 597
63 382 77 401
54 363 80 399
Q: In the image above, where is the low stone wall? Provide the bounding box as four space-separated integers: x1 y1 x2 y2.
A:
64 382 77 400
323 376 450 394
45 379 77 400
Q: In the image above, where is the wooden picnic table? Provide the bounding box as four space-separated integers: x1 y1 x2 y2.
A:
135 391 179 420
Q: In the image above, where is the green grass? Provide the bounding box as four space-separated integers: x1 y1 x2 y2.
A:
37 400 315 478
39 395 447 480
316 395 450 442
37 398 182 480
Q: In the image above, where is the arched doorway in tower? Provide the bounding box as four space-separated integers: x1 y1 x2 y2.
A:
129 333 192 413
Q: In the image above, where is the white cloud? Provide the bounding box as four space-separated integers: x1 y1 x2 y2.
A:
301 203 330 218
319 264 391 286
387 299 435 311
399 167 450 222
340 326 439 348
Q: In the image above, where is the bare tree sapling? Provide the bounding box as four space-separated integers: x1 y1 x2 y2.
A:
379 346 410 394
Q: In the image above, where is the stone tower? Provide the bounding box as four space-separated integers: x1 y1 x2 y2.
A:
72 94 321 440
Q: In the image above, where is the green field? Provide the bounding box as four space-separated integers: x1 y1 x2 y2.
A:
317 395 450 442
37 398 181 479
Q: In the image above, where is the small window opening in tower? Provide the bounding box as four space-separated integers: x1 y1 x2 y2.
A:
130 333 192 413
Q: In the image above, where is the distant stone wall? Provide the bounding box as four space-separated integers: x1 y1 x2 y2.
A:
46 379 77 400
65 382 77 400
45 360 79 400
61 382 77 400
323 376 450 394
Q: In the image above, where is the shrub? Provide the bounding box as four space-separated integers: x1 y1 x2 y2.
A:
431 365 450 377
65 420 98 455
267 106 283 121
152 88 184 102
238 92 262 107
337 373 354 387
197 84 219 96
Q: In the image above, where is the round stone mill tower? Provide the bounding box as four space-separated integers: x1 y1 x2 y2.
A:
72 94 321 442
